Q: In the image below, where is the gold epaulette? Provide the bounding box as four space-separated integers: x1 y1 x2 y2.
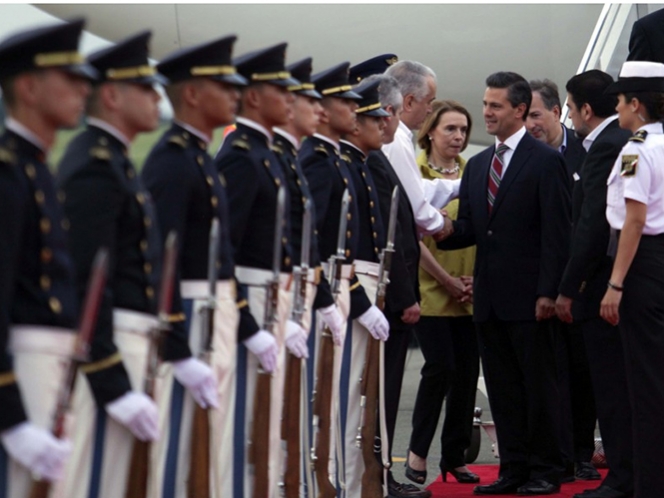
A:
271 143 284 155
231 139 251 151
168 134 188 148
0 147 16 165
314 144 329 156
80 352 122 374
340 153 352 163
90 146 111 161
629 130 648 143
0 371 17 387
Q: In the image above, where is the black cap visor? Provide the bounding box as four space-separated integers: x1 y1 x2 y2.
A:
63 62 99 81
211 72 248 86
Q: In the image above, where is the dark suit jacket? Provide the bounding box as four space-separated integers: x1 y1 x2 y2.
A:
563 125 586 181
438 131 571 323
628 8 664 64
367 151 420 330
558 119 631 320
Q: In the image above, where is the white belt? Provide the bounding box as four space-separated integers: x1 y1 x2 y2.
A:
321 262 354 280
353 260 380 278
235 266 291 289
180 279 235 299
113 308 159 337
9 326 75 357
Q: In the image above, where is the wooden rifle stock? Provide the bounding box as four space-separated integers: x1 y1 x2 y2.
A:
359 336 382 498
251 371 272 498
125 439 151 498
282 352 302 498
188 389 211 497
313 332 337 498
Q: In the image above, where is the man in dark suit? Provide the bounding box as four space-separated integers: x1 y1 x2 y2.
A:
627 7 664 64
555 70 633 498
527 78 598 483
438 71 571 496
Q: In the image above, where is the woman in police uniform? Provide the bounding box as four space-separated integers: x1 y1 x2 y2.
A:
601 60 664 498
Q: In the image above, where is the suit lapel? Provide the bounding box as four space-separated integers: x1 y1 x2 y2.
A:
470 147 493 229
489 133 533 219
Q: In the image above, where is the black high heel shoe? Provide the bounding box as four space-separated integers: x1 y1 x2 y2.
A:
440 464 480 484
404 457 427 484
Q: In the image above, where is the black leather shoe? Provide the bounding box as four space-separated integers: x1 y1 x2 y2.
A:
404 459 427 484
516 479 560 495
441 465 480 483
575 461 601 481
473 476 527 495
387 479 432 498
572 484 631 498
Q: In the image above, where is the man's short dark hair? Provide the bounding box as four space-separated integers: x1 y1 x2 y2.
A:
565 70 616 118
529 79 561 111
486 72 531 120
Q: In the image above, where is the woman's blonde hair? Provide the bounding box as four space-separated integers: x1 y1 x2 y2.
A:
417 99 472 155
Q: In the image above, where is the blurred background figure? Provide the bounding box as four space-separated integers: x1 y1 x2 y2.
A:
405 100 480 486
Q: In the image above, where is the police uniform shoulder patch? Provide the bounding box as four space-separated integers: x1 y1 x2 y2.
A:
0 147 16 165
313 144 329 156
231 139 251 151
90 146 111 161
168 134 188 148
621 154 638 177
629 130 648 143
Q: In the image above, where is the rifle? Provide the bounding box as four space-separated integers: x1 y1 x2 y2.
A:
125 231 178 498
29 249 109 498
311 189 350 498
358 186 399 498
188 218 220 498
250 186 286 498
281 200 312 498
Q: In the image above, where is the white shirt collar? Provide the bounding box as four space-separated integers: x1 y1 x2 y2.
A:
87 117 131 149
313 132 340 152
495 125 527 151
174 119 210 145
398 119 413 140
559 124 568 154
236 116 272 143
582 115 618 152
273 127 300 150
5 117 47 152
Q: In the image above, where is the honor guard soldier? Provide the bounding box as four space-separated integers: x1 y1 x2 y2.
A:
0 18 95 497
351 60 430 498
338 79 395 498
601 61 664 498
214 42 304 498
54 31 183 498
141 34 248 498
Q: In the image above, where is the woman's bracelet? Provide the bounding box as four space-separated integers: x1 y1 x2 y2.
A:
607 280 624 292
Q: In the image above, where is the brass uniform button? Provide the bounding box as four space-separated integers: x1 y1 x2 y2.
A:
25 164 36 179
362 172 366 178
371 216 375 223
374 248 379 254
367 186 372 192
144 262 152 274
34 191 45 205
145 287 154 299
140 240 148 252
373 231 378 239
41 248 53 263
49 297 62 314
197 155 204 166
284 256 291 266
211 196 218 208
345 249 351 257
264 159 270 168
370 201 375 208
347 213 352 221
40 275 51 290
274 178 281 186
40 218 51 233
296 179 302 186
136 193 145 204
206 176 214 186
346 230 352 239
343 178 348 185
144 217 152 227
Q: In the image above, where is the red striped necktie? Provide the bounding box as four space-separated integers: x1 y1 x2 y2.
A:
487 142 508 213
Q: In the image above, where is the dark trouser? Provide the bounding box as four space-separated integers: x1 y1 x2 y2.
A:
619 234 664 498
408 315 479 468
580 316 633 493
477 317 564 485
555 322 598 467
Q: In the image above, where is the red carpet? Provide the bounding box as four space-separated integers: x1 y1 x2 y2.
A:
427 465 608 497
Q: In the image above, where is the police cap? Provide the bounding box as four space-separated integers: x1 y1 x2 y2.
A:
0 18 97 81
354 79 390 117
234 42 299 87
87 30 166 86
349 54 398 84
287 58 321 99
157 34 247 86
312 62 362 100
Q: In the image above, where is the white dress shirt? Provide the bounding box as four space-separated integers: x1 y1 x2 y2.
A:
582 115 618 153
382 120 460 236
494 126 527 176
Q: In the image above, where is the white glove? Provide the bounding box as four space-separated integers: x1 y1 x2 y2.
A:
243 330 279 373
319 304 345 346
358 305 390 341
106 391 159 441
285 319 309 359
173 357 219 409
0 422 71 481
